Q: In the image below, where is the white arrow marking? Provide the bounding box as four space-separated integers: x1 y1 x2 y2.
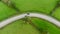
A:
0 13 60 28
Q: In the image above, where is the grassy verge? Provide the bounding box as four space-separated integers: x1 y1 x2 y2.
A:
0 20 40 34
52 7 60 20
0 0 60 34
0 2 17 21
11 0 58 14
0 18 60 34
31 18 60 34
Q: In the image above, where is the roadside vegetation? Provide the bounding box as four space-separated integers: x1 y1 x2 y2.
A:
0 0 60 34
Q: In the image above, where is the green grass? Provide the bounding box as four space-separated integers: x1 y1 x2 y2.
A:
0 20 40 34
0 2 17 21
0 18 60 34
11 0 58 14
31 18 60 34
52 7 60 20
0 0 60 34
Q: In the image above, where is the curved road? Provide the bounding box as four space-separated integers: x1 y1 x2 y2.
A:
0 13 60 28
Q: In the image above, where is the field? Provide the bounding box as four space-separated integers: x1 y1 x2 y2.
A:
0 0 60 34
